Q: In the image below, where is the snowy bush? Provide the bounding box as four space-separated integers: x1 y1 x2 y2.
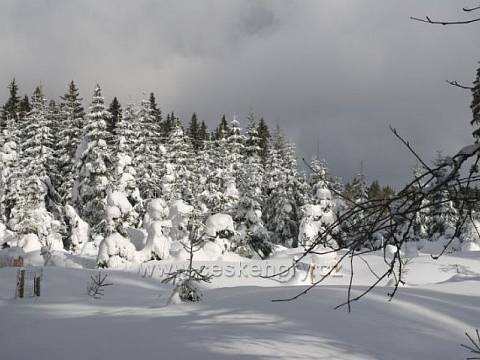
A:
141 220 172 261
64 205 89 253
235 197 272 259
105 190 135 238
0 222 14 248
298 203 337 250
163 214 212 303
460 215 480 251
168 199 193 244
97 232 136 268
138 198 172 261
205 213 235 238
167 278 203 304
8 207 63 252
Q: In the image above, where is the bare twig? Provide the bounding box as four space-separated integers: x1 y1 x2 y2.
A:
463 5 480 12
410 16 480 25
446 80 474 90
461 329 480 359
87 272 113 299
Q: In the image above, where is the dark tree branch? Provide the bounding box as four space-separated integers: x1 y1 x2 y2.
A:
390 125 432 172
463 5 480 12
446 80 474 90
410 16 480 25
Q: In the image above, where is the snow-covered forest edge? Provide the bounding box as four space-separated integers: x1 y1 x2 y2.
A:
0 77 480 269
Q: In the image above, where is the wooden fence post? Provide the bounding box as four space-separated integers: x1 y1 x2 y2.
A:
16 269 25 298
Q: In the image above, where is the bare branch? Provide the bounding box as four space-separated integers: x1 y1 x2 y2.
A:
410 15 480 25
463 5 480 12
390 125 432 172
446 80 474 90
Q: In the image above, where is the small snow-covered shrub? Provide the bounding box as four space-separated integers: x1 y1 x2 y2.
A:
105 190 135 236
11 207 63 252
168 278 203 304
140 221 171 261
168 200 193 244
460 215 480 251
0 222 15 249
139 198 172 261
64 205 89 253
298 204 337 250
163 214 212 303
97 232 136 268
235 198 272 259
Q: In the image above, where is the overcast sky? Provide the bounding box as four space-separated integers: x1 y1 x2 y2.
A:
1 0 478 187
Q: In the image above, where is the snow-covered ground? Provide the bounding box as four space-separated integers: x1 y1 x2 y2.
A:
0 250 479 360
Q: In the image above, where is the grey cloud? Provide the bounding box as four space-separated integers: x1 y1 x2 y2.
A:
0 0 478 187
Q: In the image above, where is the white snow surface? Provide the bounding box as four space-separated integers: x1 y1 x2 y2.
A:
0 250 479 359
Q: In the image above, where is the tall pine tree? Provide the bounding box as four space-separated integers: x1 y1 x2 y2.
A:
72 84 112 239
57 81 85 204
108 97 122 134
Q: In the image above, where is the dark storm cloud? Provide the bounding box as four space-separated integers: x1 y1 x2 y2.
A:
0 0 478 187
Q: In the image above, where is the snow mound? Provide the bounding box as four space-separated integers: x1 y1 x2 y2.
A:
462 241 480 252
205 214 235 238
107 191 133 215
140 221 172 261
168 199 193 218
0 223 14 247
17 233 43 252
147 199 169 221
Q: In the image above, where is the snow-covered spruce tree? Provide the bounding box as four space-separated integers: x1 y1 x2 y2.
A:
243 113 264 195
199 116 241 216
471 62 480 141
149 92 162 127
1 79 20 131
162 212 212 304
162 121 195 202
460 212 480 251
111 104 141 227
1 119 22 226
222 116 245 214
196 138 225 215
45 99 65 229
298 158 338 250
14 86 62 249
235 113 271 257
208 125 231 213
135 95 162 200
97 190 137 268
341 167 371 249
107 97 122 135
410 163 430 240
427 154 459 240
213 114 229 140
257 117 271 163
56 81 85 205
72 84 113 242
199 121 209 142
263 128 301 247
187 112 202 151
0 79 22 223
